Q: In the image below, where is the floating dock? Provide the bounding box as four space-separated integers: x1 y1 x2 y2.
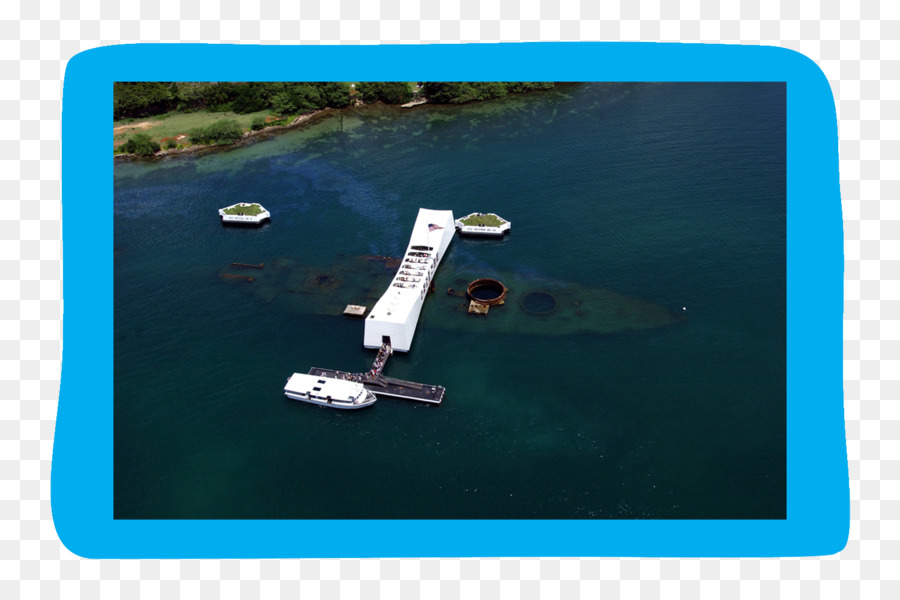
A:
343 304 367 318
307 367 445 405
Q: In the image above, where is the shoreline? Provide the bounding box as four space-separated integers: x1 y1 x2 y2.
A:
114 85 568 162
114 108 333 161
400 98 429 108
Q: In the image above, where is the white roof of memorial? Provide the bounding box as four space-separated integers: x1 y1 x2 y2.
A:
368 209 454 324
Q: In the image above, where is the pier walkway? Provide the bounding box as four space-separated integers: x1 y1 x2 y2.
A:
307 367 445 405
369 342 391 376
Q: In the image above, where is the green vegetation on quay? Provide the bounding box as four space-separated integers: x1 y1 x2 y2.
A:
459 213 507 227
114 81 556 157
221 203 265 216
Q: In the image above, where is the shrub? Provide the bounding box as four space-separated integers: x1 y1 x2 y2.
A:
201 83 238 112
206 119 244 143
505 82 555 93
422 82 554 104
114 82 174 120
251 116 266 131
188 119 244 145
123 133 161 156
316 82 351 108
355 82 412 104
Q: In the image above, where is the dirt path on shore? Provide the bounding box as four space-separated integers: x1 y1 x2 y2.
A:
113 121 153 134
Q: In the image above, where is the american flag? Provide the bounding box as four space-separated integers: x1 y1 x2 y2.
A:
428 224 444 231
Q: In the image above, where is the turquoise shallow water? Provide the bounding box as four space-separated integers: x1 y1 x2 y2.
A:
114 83 786 519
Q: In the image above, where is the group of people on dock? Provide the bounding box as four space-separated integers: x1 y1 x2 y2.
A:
333 343 391 383
370 344 391 376
341 371 373 384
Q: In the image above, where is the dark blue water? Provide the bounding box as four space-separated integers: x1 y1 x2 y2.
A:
114 83 786 519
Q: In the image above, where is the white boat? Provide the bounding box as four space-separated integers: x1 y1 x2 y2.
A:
284 373 376 409
364 208 456 352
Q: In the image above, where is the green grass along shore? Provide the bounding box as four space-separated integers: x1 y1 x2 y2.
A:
114 82 561 158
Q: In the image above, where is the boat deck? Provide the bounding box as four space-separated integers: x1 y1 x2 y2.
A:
308 367 445 405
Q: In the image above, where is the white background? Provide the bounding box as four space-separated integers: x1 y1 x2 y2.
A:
1 0 894 597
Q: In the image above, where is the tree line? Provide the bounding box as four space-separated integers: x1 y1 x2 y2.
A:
114 82 353 120
114 82 556 120
422 82 555 104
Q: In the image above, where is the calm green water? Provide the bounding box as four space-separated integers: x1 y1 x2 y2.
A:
114 83 786 519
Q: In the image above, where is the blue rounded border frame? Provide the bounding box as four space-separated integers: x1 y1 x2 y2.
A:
53 43 847 558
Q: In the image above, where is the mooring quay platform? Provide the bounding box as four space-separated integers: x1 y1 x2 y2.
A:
308 367 445 405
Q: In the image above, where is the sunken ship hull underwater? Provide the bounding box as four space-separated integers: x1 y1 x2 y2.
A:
219 253 686 338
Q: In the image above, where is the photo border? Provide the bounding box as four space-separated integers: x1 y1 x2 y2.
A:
53 42 848 557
